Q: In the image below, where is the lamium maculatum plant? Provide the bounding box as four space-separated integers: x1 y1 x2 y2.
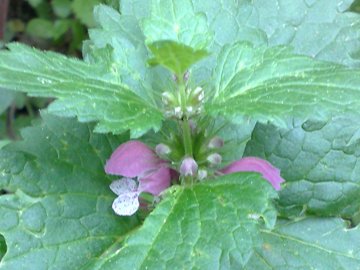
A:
1 1 360 269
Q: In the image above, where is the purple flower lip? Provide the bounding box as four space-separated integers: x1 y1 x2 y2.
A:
220 157 285 190
105 140 163 178
105 141 171 216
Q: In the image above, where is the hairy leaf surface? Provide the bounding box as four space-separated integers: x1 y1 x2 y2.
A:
87 174 277 269
246 218 360 270
0 114 139 269
244 115 360 218
206 42 360 125
0 44 163 137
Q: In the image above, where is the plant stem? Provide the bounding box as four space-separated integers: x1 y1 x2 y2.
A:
182 118 193 156
25 98 35 118
179 81 193 157
0 0 9 40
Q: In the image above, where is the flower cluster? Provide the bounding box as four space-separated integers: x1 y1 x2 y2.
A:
105 140 284 216
105 72 285 216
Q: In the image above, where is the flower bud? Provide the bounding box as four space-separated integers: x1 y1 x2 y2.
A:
180 157 198 177
186 106 193 114
208 137 224 149
155 143 171 157
183 70 190 82
192 87 205 102
207 153 222 166
162 91 176 106
198 169 207 181
189 120 197 134
189 86 204 103
174 107 183 118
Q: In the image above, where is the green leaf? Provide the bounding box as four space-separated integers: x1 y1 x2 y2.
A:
147 40 209 76
142 0 213 49
88 173 277 269
244 115 360 219
190 0 360 67
0 43 164 137
350 0 360 13
0 234 5 261
25 18 55 39
215 116 257 165
246 218 360 269
0 141 10 149
122 0 360 82
250 0 360 67
26 0 43 8
206 42 360 126
53 19 71 40
0 113 140 269
71 0 101 27
51 0 72 18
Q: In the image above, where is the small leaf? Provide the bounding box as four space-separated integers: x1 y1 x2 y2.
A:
26 0 43 8
25 18 55 39
247 218 360 269
71 0 101 27
90 173 278 269
52 19 71 40
147 40 209 76
51 0 72 18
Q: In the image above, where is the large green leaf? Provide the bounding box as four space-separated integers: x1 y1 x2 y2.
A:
0 43 163 137
141 0 213 49
191 0 360 67
85 173 277 269
0 113 139 269
244 115 360 219
246 218 360 269
206 42 360 125
250 0 360 67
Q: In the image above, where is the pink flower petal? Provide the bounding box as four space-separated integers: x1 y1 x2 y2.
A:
138 166 171 195
105 141 161 177
112 192 140 216
109 178 137 196
221 157 285 190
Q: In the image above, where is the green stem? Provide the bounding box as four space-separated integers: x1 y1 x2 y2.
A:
25 98 35 118
179 80 187 113
182 118 193 156
179 81 193 157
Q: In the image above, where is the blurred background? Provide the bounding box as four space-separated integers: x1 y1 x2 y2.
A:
0 0 118 146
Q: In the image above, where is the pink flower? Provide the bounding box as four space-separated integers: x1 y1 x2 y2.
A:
220 157 285 190
105 141 171 216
